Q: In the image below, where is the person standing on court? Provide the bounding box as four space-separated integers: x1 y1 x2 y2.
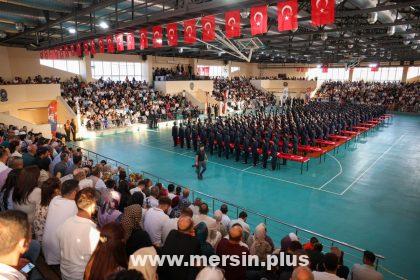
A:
64 120 71 142
192 124 198 151
70 119 77 141
195 144 207 180
185 124 191 149
172 122 178 147
179 123 185 149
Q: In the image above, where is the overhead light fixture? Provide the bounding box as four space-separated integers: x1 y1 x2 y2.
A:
369 63 378 68
367 12 378 24
0 31 6 39
348 44 354 49
371 51 377 56
411 45 418 50
68 27 76 34
321 32 328 41
387 26 395 36
179 47 183 53
99 21 109 29
15 23 24 32
240 9 250 19
403 40 410 45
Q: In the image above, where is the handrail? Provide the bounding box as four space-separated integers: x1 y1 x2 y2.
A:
69 143 386 264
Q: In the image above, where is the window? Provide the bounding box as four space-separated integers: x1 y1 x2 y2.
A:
40 59 81 74
91 60 148 82
197 65 228 77
306 68 349 82
352 67 403 82
231 66 240 73
407 66 420 80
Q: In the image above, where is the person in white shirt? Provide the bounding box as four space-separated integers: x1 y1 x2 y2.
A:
167 184 176 200
162 207 193 244
220 204 231 229
0 210 31 280
129 180 146 203
42 179 79 265
145 186 159 208
192 202 217 231
313 253 345 280
229 211 251 240
57 187 100 280
143 196 171 247
347 251 383 280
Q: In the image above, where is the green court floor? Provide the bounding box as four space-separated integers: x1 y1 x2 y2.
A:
77 114 420 279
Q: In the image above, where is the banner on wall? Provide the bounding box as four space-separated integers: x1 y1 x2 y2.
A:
48 101 58 137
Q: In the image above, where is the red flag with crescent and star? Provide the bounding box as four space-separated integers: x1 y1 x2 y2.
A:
225 10 241 38
166 23 178 47
90 40 96 55
83 41 90 56
152 26 163 48
139 28 148 50
116 33 124 51
70 44 75 56
201 15 215 42
98 38 105 53
76 43 82 56
107 35 115 53
250 5 268 35
184 19 196 44
126 32 135 50
64 45 70 58
278 0 298 32
311 0 335 26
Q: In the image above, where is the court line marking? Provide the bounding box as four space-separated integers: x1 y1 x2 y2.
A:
340 133 406 195
319 153 343 190
242 165 254 171
137 142 342 196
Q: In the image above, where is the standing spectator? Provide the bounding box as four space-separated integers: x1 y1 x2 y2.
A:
64 120 71 142
42 179 79 265
84 222 128 280
0 210 31 280
12 165 41 225
313 253 345 280
143 197 171 247
70 119 77 141
53 152 69 178
22 144 37 167
33 178 61 245
57 187 100 280
347 251 383 280
0 157 22 211
220 204 231 228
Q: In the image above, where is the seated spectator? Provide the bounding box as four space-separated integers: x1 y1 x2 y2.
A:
12 165 41 225
304 237 319 251
121 203 151 256
128 234 158 280
313 252 344 280
331 247 349 279
192 202 217 232
219 204 231 228
348 250 383 280
117 180 132 212
308 242 324 271
0 210 31 280
216 224 250 280
145 186 159 208
57 187 100 280
162 207 193 244
33 177 61 245
194 222 215 257
98 190 122 227
143 196 171 247
291 266 314 280
42 179 79 265
53 152 69 178
249 223 273 262
84 222 128 280
22 144 37 167
189 198 202 215
159 216 201 279
229 211 251 240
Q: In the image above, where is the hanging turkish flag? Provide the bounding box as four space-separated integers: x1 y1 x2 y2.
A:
184 19 197 44
98 38 105 53
166 23 178 47
250 5 268 35
126 32 135 50
152 26 163 48
202 15 215 42
322 66 328 73
76 43 82 56
107 35 115 53
70 44 75 56
39 50 44 59
116 33 124 51
90 40 96 55
225 10 241 38
225 11 241 39
311 0 335 26
64 45 70 58
278 0 298 31
139 28 148 50
371 66 379 72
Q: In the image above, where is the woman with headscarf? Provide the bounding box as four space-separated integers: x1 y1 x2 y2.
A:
98 190 122 228
194 222 215 258
249 223 273 262
169 195 181 218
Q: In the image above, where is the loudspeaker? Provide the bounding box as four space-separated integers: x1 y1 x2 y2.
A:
141 55 147 61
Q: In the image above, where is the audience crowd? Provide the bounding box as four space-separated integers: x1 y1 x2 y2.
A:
0 122 384 280
152 65 210 81
0 76 61 85
316 81 420 113
61 77 200 130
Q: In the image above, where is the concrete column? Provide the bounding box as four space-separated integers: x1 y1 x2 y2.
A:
348 68 354 82
401 66 409 82
80 55 92 82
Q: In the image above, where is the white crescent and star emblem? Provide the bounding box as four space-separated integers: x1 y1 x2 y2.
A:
204 22 212 34
154 31 160 40
168 28 175 39
281 5 293 21
186 25 193 37
316 0 329 14
254 12 263 27
227 17 236 30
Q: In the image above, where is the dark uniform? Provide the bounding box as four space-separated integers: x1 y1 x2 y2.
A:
192 126 198 151
171 122 178 147
185 125 191 149
243 136 250 164
252 139 259 166
271 143 278 170
262 140 269 169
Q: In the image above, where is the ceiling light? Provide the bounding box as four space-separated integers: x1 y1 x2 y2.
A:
348 44 354 49
15 23 24 32
403 40 410 45
411 45 418 50
179 47 183 53
387 26 395 36
321 33 328 41
367 12 378 24
0 31 6 39
99 21 109 29
68 27 76 34
240 9 250 19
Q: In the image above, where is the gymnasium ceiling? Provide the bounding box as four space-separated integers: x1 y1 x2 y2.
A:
0 0 419 64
